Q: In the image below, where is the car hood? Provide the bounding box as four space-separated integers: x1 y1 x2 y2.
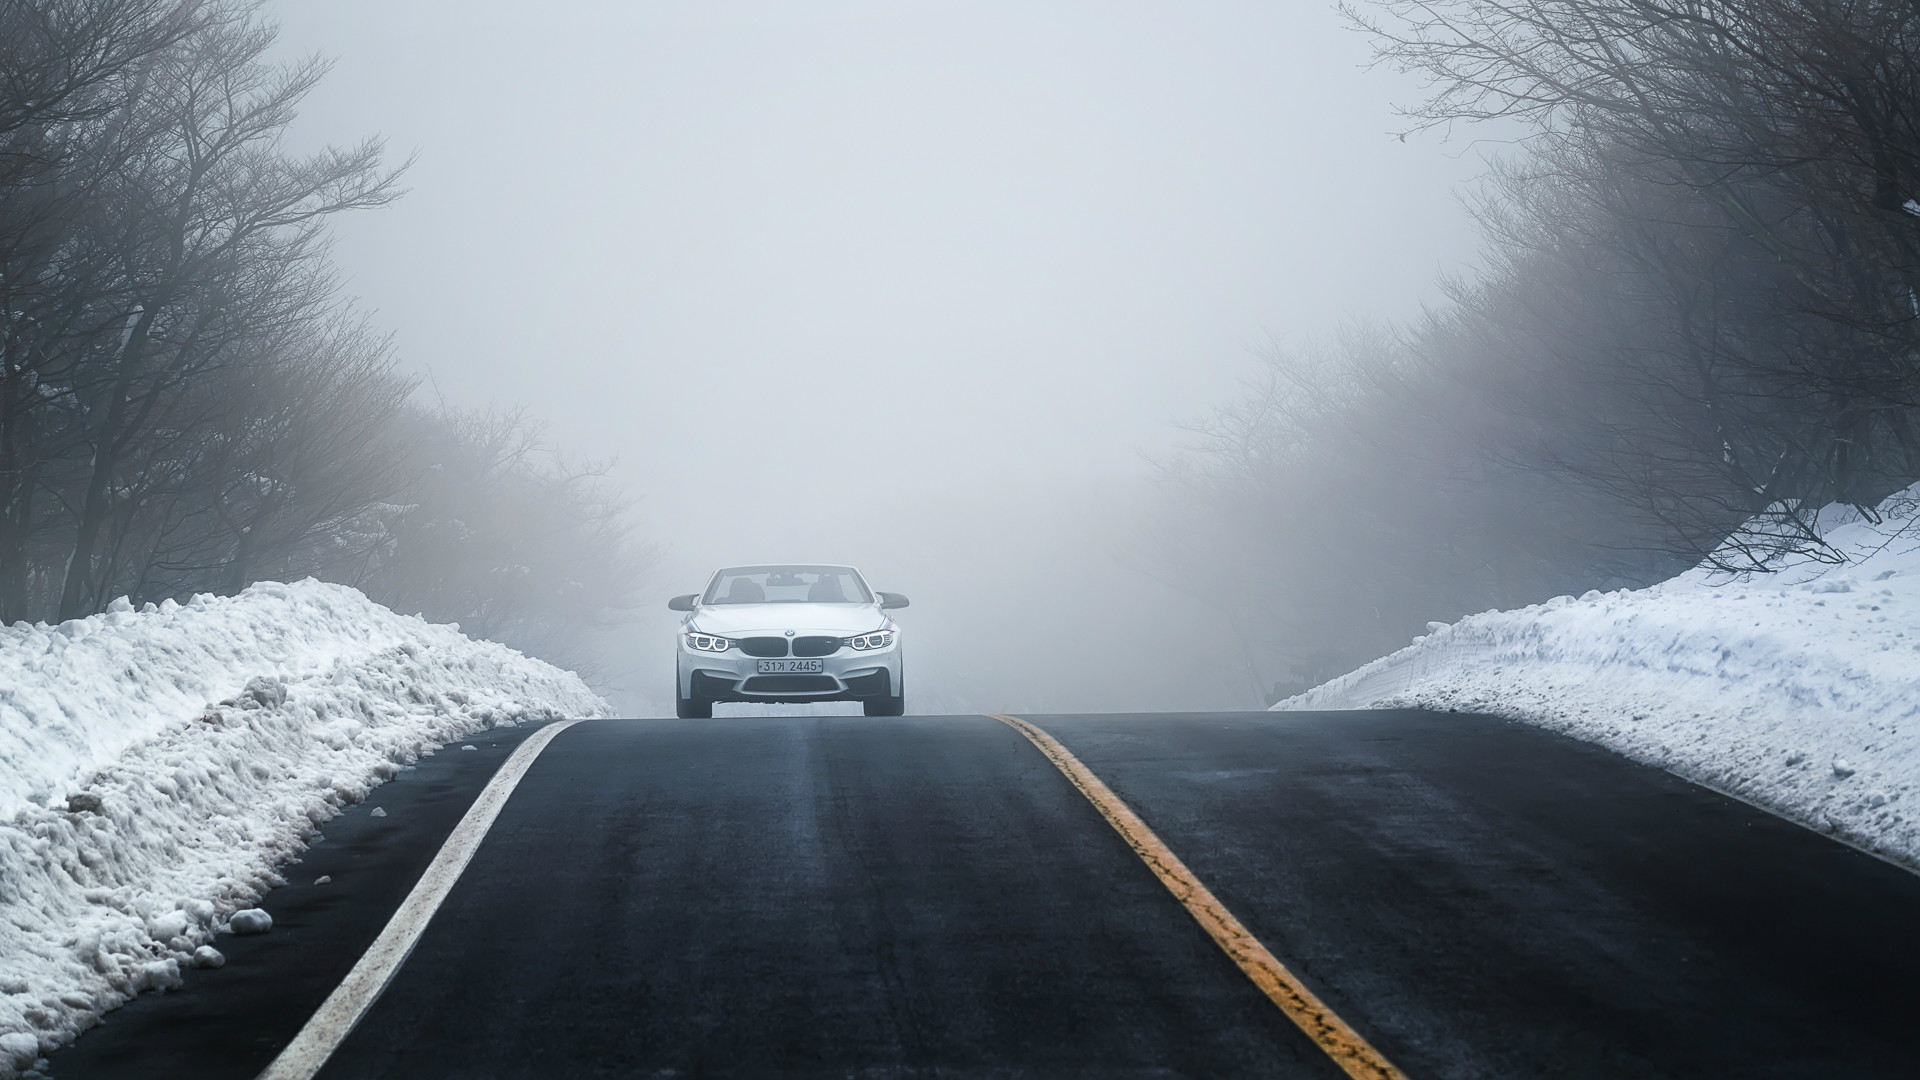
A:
687 603 888 636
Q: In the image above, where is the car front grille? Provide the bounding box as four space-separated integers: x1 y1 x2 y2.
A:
738 637 788 658
742 674 837 693
791 636 841 657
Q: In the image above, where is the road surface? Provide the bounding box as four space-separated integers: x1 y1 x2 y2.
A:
49 711 1920 1078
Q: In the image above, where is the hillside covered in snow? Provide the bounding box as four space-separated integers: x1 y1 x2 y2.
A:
0 581 609 1077
1277 485 1920 872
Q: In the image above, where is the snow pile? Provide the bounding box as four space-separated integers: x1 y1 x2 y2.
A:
1276 484 1920 870
0 580 609 1076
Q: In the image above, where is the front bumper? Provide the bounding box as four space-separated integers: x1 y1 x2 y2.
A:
678 639 903 703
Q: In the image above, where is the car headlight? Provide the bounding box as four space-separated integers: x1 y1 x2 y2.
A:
846 630 894 651
685 631 731 652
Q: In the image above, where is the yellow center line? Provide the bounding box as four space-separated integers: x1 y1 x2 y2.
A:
987 714 1406 1080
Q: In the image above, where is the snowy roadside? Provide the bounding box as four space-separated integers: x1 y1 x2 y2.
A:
0 581 610 1078
1275 484 1920 874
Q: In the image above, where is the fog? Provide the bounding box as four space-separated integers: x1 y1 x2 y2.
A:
266 1 1486 714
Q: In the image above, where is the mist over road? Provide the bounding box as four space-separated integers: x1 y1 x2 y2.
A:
53 712 1920 1079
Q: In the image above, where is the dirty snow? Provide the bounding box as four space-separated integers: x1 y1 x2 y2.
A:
0 580 609 1076
1277 484 1920 871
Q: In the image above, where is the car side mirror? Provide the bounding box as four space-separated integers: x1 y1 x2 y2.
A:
877 591 909 610
667 594 699 612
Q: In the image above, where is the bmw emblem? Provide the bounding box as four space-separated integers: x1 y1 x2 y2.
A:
784 630 795 636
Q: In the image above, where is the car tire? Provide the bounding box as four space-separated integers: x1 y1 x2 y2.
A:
675 689 712 719
863 675 905 717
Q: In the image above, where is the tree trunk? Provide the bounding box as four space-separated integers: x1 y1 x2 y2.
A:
57 307 152 620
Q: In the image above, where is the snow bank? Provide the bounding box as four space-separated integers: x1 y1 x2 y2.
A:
0 580 610 1076
1276 484 1920 871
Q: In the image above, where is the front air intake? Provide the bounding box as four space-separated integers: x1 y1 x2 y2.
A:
841 670 891 697
743 675 837 693
738 637 789 658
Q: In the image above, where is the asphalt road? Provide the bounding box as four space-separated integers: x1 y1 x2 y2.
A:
48 711 1920 1079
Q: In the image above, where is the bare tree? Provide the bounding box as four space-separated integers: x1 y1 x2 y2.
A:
353 407 652 680
1153 2 1920 693
0 0 647 689
48 12 403 617
102 312 415 601
1149 320 1678 699
0 0 210 619
1353 0 1920 566
0 0 204 139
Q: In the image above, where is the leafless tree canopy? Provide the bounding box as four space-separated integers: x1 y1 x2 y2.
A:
0 0 648 666
1159 1 1920 697
1360 0 1920 563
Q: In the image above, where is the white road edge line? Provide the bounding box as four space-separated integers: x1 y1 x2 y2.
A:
255 718 585 1080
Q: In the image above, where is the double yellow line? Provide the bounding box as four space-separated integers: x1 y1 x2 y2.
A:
989 714 1405 1080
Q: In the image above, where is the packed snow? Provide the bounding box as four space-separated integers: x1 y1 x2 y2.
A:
0 580 609 1077
1277 484 1920 871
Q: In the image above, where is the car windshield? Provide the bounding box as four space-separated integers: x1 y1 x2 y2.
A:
703 565 873 605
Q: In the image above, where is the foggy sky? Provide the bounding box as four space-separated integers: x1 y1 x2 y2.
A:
267 1 1487 714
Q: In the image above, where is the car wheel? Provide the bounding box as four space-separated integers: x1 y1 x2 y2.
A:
675 690 712 719
863 685 905 717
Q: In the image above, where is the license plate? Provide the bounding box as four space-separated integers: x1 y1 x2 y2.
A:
756 658 823 673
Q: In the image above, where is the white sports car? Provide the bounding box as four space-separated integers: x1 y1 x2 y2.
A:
669 564 908 718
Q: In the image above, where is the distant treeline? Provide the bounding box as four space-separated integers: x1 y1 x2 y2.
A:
1161 0 1920 699
0 0 643 671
